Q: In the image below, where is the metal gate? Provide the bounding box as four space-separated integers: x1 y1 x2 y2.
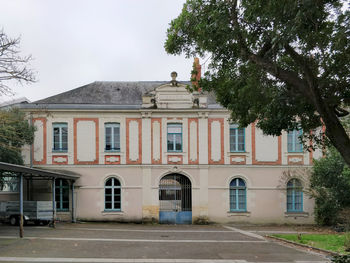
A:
159 174 192 224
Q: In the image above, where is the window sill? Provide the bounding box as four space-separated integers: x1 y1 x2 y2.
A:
227 211 251 217
102 210 124 216
228 152 248 155
52 150 68 153
104 150 121 153
57 210 70 214
165 152 185 155
284 212 309 218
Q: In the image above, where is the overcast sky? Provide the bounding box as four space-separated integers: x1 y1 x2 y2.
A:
0 0 194 102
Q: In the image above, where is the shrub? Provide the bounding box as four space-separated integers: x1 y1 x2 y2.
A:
311 149 350 226
345 232 350 252
332 254 350 263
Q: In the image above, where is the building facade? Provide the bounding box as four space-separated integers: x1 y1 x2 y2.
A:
2 72 322 224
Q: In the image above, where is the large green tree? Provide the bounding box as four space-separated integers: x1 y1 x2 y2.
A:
165 0 350 165
0 108 35 165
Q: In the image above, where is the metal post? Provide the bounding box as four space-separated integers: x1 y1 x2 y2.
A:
51 179 56 228
19 174 24 238
71 182 75 223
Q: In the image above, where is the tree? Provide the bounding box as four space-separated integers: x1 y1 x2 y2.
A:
0 108 35 165
165 0 350 165
311 148 350 225
0 29 35 95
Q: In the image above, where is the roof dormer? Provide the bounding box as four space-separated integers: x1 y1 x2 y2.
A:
142 72 207 109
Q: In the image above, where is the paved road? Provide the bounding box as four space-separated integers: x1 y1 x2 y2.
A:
0 223 329 263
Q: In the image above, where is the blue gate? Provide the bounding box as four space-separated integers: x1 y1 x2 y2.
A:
159 174 192 224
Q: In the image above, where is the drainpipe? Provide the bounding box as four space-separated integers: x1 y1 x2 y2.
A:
71 182 76 223
51 179 56 228
29 114 33 201
19 173 24 238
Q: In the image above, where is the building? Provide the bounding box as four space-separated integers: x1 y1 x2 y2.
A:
0 65 322 224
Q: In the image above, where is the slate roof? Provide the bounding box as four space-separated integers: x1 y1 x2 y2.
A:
30 81 220 109
34 81 170 105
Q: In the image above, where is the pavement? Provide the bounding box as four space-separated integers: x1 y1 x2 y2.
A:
0 222 330 263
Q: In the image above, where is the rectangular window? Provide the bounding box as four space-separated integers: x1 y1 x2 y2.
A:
287 129 303 152
0 176 18 192
105 123 120 151
167 123 182 152
53 123 68 151
230 124 245 152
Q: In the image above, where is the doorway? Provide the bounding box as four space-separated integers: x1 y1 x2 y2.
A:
159 173 192 224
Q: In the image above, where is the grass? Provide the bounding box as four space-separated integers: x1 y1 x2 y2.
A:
271 233 350 254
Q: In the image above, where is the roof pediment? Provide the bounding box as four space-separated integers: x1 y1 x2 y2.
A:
142 73 208 109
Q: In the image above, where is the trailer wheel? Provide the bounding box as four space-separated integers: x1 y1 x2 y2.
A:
42 220 49 226
9 216 18 226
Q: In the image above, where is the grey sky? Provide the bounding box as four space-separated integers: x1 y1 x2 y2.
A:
0 0 193 102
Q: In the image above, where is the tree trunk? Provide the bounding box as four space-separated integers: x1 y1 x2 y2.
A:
310 88 350 166
318 107 350 166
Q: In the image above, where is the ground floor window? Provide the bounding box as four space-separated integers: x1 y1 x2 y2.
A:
55 179 69 211
229 178 246 211
287 178 303 212
105 177 121 211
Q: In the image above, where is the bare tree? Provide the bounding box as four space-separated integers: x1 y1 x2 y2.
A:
0 29 35 95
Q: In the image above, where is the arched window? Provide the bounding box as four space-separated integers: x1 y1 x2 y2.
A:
105 177 121 211
287 179 303 212
230 178 246 211
55 179 69 211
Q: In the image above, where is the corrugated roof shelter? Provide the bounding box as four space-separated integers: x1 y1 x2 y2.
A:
0 162 79 238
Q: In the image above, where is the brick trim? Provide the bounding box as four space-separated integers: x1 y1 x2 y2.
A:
104 155 121 165
252 122 282 165
73 118 99 165
32 118 47 165
151 118 162 165
208 118 224 165
126 118 142 164
167 155 183 164
52 155 68 165
188 118 199 165
230 155 246 165
287 155 304 165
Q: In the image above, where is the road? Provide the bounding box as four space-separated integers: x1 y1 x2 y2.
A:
0 223 329 263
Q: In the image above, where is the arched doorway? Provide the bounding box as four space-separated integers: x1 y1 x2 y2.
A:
159 173 192 224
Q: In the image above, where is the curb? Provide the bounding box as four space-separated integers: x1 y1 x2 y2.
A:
266 235 339 256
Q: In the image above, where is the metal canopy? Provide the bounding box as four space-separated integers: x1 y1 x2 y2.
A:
0 162 79 181
0 162 79 238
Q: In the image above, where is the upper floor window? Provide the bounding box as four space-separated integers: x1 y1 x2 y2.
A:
287 178 303 212
105 177 121 211
53 123 68 151
167 123 182 152
105 123 120 151
230 124 245 152
55 179 69 211
229 178 246 212
287 129 303 152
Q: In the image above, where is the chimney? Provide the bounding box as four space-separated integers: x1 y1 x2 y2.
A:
191 57 201 92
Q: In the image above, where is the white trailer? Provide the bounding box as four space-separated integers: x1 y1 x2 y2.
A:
0 201 53 225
